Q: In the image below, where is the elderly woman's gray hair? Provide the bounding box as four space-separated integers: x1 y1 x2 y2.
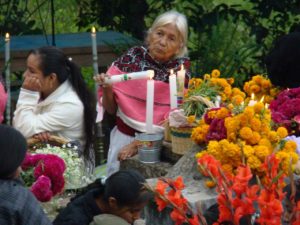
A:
146 10 188 58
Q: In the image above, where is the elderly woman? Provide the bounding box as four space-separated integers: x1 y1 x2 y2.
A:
95 10 190 176
13 46 95 166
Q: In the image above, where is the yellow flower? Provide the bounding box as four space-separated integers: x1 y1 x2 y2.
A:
250 118 261 132
187 115 196 124
268 131 279 143
205 180 216 188
277 127 288 139
216 107 229 119
250 84 261 93
258 138 272 151
243 145 254 158
204 74 210 80
195 151 207 159
261 79 271 89
247 155 261 170
253 102 264 113
211 69 221 78
227 78 234 85
254 145 269 161
253 75 264 84
239 127 253 140
248 131 261 145
282 140 297 152
244 107 255 119
232 95 244 105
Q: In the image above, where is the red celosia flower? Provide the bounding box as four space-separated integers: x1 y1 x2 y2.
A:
30 175 53 202
21 153 66 201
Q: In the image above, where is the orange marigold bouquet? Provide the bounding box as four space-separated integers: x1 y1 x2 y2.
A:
193 102 298 176
243 75 280 104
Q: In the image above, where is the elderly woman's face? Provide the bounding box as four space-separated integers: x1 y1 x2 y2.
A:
148 23 182 62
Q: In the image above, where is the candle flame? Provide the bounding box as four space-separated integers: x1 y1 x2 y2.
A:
170 69 174 75
180 64 184 71
5 33 9 39
251 93 255 100
148 70 154 80
265 103 269 109
260 95 265 103
91 27 96 33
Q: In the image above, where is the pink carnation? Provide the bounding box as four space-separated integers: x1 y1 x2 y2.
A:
31 175 53 202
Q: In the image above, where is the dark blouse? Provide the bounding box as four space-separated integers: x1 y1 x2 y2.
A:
113 45 191 85
53 189 102 225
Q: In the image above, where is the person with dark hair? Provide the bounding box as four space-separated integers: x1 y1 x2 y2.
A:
0 124 51 225
53 169 152 225
94 10 191 176
283 179 300 224
13 46 96 167
265 32 300 88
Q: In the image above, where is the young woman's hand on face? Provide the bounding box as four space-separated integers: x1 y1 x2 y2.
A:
22 75 42 92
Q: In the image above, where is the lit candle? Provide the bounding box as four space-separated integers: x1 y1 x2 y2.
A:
259 95 265 103
248 93 257 106
177 64 185 106
215 95 221 107
265 103 269 109
5 33 11 125
99 70 153 84
91 27 99 75
146 71 155 134
169 69 177 109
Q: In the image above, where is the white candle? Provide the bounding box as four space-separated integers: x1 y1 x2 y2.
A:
177 65 185 95
248 93 257 106
169 69 177 109
98 70 154 84
5 33 11 125
177 64 185 106
146 71 155 134
91 27 99 75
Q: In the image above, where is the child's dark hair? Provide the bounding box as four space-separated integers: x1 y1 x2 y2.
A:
75 169 152 207
265 32 300 88
29 46 96 163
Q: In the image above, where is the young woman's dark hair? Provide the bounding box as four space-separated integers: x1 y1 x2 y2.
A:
75 169 152 207
265 32 300 88
29 46 96 162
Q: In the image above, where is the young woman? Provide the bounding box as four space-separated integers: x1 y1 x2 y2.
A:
53 169 152 225
13 46 96 166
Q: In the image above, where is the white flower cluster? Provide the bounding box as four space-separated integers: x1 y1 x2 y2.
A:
35 144 94 190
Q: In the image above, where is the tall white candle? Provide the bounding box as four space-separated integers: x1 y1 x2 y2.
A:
91 27 99 75
177 64 185 106
169 69 177 109
101 70 153 84
146 71 155 134
5 33 11 125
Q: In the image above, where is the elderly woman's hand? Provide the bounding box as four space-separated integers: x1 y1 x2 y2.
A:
22 75 42 92
93 73 112 88
118 140 140 161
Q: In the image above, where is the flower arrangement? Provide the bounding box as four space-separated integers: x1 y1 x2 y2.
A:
269 87 300 135
34 144 94 189
193 103 299 176
243 75 279 104
183 69 234 118
147 154 300 225
21 153 66 202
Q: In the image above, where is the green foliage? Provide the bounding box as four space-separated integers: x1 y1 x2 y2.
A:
81 66 95 93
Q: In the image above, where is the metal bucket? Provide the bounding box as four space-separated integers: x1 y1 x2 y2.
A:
135 133 163 163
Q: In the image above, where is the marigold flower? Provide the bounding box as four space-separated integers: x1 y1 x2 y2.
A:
232 95 244 105
239 127 253 140
253 102 264 113
254 145 269 161
204 74 210 80
250 118 261 131
283 140 297 152
243 145 254 158
268 131 279 142
211 69 221 78
276 127 288 139
205 180 216 188
247 155 261 170
252 75 264 84
250 84 261 93
261 79 271 89
249 131 261 145
187 115 196 124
